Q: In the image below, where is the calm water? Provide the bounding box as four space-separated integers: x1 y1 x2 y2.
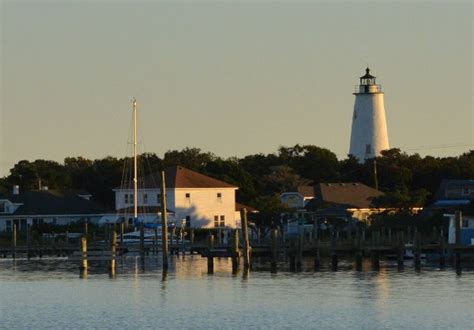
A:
0 256 473 329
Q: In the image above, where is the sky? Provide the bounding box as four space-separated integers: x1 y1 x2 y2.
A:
0 0 473 176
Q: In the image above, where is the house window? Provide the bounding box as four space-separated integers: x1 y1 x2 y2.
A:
6 220 11 232
124 194 129 204
157 193 161 203
130 194 134 203
185 193 191 199
0 202 5 213
214 215 219 227
143 193 148 204
462 188 470 196
186 216 191 228
217 192 222 202
220 215 225 227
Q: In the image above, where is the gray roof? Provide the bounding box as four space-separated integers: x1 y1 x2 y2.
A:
1 190 111 216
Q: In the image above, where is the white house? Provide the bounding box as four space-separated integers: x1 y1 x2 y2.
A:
114 166 242 229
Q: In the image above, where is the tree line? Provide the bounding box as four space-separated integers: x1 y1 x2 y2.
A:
0 146 473 212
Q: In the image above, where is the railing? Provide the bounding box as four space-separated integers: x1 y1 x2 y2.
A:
354 84 382 94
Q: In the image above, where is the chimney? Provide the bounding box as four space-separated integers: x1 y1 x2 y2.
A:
13 185 20 195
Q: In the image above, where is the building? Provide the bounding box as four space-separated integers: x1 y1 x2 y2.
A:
114 166 241 228
426 179 474 211
280 186 317 209
0 187 112 233
281 182 385 222
349 67 390 162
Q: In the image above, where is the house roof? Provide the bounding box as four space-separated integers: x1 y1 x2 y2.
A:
116 166 237 190
305 182 383 209
1 190 111 216
235 202 257 213
297 186 316 198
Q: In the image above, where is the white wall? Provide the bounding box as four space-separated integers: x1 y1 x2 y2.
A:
114 187 238 228
349 92 389 162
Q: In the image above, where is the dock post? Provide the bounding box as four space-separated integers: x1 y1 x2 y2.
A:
207 234 214 274
296 225 303 271
12 223 17 259
270 228 278 273
371 250 380 271
240 208 251 270
160 171 169 270
190 229 195 245
397 231 405 271
355 228 362 271
231 229 239 274
414 229 421 271
84 219 88 237
27 224 32 260
455 211 462 274
439 229 446 269
331 233 338 271
120 222 125 254
109 231 117 277
314 238 321 271
139 223 145 256
388 228 392 244
80 235 88 272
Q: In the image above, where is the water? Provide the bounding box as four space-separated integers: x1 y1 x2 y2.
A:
1 256 473 329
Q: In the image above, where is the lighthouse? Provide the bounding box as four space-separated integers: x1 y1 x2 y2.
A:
349 67 389 162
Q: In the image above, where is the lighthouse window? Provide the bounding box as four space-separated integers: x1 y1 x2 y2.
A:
365 144 372 155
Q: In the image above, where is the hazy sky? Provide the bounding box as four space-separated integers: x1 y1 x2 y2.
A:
1 0 473 176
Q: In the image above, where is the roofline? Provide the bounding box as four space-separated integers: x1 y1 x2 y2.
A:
0 213 115 219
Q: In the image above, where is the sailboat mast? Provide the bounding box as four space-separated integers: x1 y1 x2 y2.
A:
133 98 138 222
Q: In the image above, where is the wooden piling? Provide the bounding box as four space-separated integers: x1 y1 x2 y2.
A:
207 234 214 274
331 233 338 271
231 229 239 274
270 228 278 272
84 220 88 236
139 223 145 256
355 228 362 271
12 223 17 259
414 229 421 271
27 224 32 260
240 208 251 270
439 229 446 269
455 211 462 274
296 225 303 271
397 231 405 271
160 170 169 270
314 240 321 271
371 250 380 270
190 229 195 245
80 235 88 271
110 231 117 276
120 222 125 252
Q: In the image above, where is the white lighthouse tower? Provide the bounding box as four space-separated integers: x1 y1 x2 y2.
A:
349 67 389 162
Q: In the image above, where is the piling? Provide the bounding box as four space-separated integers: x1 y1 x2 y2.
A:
120 222 125 252
27 224 32 259
371 250 380 270
331 233 338 271
455 211 462 274
240 208 251 270
414 229 421 271
439 229 446 269
314 239 321 271
231 229 239 274
190 229 195 245
207 234 215 274
80 235 88 271
355 228 362 271
139 223 145 256
110 231 117 276
397 231 405 271
160 170 169 269
270 228 278 273
84 220 88 236
12 223 17 259
296 225 303 271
